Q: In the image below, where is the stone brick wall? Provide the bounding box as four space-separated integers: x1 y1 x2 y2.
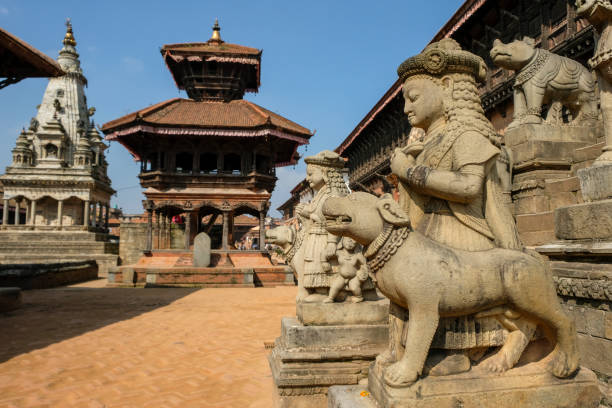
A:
118 222 147 265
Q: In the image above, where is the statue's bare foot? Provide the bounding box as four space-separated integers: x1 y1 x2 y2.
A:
303 293 327 303
428 353 471 376
375 348 395 366
351 296 363 303
296 288 309 302
384 360 418 387
483 349 513 373
322 297 334 303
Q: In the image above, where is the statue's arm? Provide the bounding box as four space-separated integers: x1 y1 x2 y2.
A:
404 164 485 204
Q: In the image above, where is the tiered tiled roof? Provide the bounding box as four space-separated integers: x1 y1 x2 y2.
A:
102 98 311 138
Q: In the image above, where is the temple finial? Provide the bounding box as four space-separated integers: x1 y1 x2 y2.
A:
63 18 77 47
210 18 222 42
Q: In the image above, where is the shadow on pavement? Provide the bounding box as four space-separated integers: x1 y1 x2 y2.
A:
0 282 200 363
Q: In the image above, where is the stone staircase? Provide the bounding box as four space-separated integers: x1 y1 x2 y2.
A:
511 134 605 246
0 231 118 276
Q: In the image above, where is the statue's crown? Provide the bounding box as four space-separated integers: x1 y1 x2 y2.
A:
304 150 345 169
397 38 487 83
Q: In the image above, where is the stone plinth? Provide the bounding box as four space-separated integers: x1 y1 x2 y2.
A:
330 362 601 408
506 124 601 171
269 307 388 406
554 199 612 240
578 164 612 202
297 298 389 326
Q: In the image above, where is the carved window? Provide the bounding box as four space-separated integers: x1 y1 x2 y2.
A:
175 152 193 173
199 152 217 173
44 144 58 158
224 153 241 174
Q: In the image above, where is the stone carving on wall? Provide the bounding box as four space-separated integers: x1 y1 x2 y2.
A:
323 40 581 396
490 37 598 129
554 275 612 300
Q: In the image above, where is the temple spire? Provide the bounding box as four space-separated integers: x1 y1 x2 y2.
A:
63 18 77 47
209 18 222 43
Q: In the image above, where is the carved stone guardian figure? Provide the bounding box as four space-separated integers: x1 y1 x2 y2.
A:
325 39 601 408
295 150 349 302
490 37 598 129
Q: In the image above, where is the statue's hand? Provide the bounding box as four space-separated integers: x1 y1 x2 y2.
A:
390 148 414 178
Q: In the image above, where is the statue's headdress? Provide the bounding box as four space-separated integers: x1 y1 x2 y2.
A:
304 150 345 169
397 38 487 83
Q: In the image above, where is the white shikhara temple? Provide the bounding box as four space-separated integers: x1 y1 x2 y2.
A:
0 20 117 273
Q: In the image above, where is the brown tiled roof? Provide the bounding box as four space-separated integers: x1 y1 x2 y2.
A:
0 27 63 78
102 98 312 137
161 41 261 57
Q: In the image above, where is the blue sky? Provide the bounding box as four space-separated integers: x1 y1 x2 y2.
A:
0 0 463 216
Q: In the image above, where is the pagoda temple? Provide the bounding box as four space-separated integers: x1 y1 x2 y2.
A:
102 21 312 286
0 21 118 274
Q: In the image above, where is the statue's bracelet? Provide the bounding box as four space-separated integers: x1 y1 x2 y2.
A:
405 165 431 188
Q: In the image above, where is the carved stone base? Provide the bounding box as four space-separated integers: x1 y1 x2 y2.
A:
297 297 389 326
506 123 601 172
268 316 388 402
328 362 601 408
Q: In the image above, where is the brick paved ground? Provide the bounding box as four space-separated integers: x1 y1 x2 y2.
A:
0 280 297 407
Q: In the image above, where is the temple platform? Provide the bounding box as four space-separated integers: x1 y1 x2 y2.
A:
107 250 295 288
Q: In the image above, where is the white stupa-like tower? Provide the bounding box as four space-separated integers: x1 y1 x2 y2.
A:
0 20 117 274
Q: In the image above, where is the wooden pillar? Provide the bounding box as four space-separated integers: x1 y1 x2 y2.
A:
97 202 103 227
184 211 191 250
155 211 161 249
145 208 153 253
83 200 90 227
30 199 36 226
259 211 266 250
162 213 167 249
105 204 110 230
222 211 229 250
57 199 64 227
2 199 8 226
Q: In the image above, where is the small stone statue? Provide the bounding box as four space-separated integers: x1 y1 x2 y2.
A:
323 39 579 389
324 237 368 303
296 150 349 302
577 0 612 164
490 37 598 128
28 117 38 132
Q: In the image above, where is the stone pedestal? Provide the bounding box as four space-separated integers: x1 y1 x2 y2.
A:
328 362 601 408
269 299 389 407
506 124 600 171
505 124 602 246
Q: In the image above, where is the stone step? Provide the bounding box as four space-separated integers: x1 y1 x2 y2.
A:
573 141 605 164
0 231 111 242
0 241 118 255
